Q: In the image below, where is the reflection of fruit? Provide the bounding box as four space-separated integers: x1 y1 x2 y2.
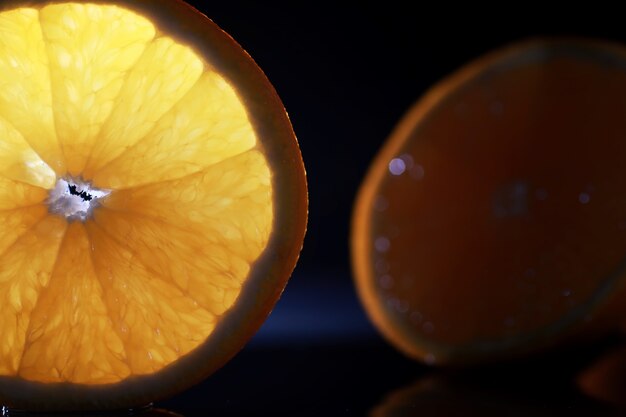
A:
352 39 626 365
0 1 306 411
578 344 626 407
371 374 614 417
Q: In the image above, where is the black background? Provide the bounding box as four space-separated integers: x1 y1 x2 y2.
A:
180 2 626 276
149 3 626 416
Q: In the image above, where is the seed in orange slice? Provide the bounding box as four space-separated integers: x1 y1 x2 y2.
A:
0 0 307 410
352 39 626 366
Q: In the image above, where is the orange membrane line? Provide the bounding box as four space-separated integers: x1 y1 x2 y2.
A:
0 212 48 259
86 64 208 178
15 221 68 375
0 116 56 186
101 146 259 191
37 7 84 175
80 34 160 176
0 202 46 213
83 223 133 372
34 9 67 175
87 215 210 315
0 172 48 190
99 201 202 236
98 202 250 277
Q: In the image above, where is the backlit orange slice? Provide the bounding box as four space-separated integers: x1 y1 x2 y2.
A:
0 0 307 410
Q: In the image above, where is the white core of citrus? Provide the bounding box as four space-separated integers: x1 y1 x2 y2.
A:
47 178 111 222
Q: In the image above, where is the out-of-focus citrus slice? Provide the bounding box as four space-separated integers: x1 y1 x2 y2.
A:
0 0 306 410
352 39 626 365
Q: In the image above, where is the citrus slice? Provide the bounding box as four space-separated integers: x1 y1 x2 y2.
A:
0 0 306 411
352 39 626 366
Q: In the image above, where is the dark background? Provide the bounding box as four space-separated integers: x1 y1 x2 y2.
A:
150 3 626 416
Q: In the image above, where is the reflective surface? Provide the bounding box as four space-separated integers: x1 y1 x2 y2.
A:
578 344 626 407
154 277 626 416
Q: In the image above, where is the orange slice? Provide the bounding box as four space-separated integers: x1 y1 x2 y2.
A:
0 0 306 411
352 39 626 365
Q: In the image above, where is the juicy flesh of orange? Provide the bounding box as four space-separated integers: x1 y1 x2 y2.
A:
364 48 626 356
0 4 273 383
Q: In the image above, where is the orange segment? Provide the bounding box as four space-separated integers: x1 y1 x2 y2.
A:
0 116 56 188
39 3 156 176
0 206 48 255
91 71 256 188
84 37 204 179
0 8 64 175
0 176 48 210
86 222 216 374
19 222 129 383
102 150 272 261
0 215 66 374
92 209 249 317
